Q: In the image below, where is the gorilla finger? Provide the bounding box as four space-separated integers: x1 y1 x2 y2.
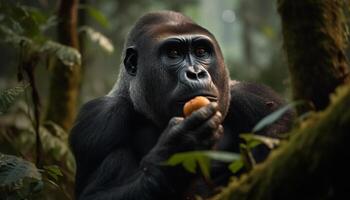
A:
181 102 218 130
213 125 224 140
168 117 184 127
195 111 222 140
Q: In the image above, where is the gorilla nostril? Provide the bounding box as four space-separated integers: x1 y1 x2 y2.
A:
198 71 207 79
186 71 198 80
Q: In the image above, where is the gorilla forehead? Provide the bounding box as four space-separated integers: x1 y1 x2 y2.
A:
125 11 215 47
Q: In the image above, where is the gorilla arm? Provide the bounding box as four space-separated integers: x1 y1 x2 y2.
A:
70 98 222 200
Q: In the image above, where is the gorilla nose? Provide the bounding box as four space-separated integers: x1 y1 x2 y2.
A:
184 68 210 82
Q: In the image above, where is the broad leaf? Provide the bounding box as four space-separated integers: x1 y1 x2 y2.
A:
197 156 210 178
228 159 244 173
79 26 114 53
40 40 81 67
0 25 34 47
43 165 63 181
252 101 301 132
0 153 41 187
166 151 240 178
0 84 28 114
203 151 240 162
240 133 280 149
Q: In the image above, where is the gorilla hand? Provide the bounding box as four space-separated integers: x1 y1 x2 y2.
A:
144 102 223 165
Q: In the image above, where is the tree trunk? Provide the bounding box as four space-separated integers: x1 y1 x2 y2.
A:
46 0 81 131
212 81 350 200
278 0 349 114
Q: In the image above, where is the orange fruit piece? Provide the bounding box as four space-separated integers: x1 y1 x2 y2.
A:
183 96 210 117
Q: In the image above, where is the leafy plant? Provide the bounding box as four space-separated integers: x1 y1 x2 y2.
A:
252 101 301 132
240 133 280 150
166 102 300 177
0 153 41 187
79 26 114 54
0 153 42 198
166 151 240 179
0 84 28 115
43 165 63 181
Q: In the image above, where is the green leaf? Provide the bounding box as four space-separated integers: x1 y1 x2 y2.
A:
0 84 28 114
0 3 49 39
182 159 196 174
252 101 301 132
80 5 110 28
239 143 256 170
39 125 71 162
79 26 114 53
240 133 280 149
166 151 240 178
197 156 210 178
228 159 244 173
0 153 41 188
203 151 240 162
247 140 262 149
40 40 81 67
166 152 187 166
0 25 34 47
43 165 63 181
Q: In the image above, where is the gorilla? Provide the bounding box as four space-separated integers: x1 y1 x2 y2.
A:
70 11 294 200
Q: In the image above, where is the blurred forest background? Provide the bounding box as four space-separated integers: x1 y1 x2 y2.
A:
0 0 291 100
0 0 349 199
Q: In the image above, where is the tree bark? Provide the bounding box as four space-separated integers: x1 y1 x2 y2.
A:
212 81 350 200
46 0 81 131
278 0 349 114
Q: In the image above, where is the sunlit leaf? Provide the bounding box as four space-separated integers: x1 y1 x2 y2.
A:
0 25 34 47
239 143 256 170
252 101 301 133
79 26 114 53
203 151 240 162
39 16 58 32
0 3 47 38
240 133 280 149
0 25 81 68
0 153 41 188
0 84 28 115
40 40 81 67
197 156 210 178
39 125 71 161
166 151 240 178
43 165 63 181
228 159 244 173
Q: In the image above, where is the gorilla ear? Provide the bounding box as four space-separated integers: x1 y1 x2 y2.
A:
124 47 138 76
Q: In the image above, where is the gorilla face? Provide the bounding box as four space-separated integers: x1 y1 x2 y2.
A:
123 12 230 127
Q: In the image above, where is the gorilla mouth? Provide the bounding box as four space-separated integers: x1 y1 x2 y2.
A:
177 93 218 104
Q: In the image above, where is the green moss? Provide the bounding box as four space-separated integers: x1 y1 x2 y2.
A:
277 0 349 113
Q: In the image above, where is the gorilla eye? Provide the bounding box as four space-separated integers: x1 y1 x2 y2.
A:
167 48 181 58
195 47 209 58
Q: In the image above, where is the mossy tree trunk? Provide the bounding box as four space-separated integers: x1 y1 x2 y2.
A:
278 0 349 114
212 82 350 200
45 0 81 131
